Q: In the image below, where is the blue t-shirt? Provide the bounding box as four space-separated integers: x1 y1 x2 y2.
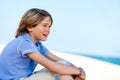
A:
0 33 50 80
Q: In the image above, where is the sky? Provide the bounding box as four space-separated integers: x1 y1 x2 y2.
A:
0 0 120 57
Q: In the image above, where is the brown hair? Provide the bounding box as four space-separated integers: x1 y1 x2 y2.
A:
15 8 53 38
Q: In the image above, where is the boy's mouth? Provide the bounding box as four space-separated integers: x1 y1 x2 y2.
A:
43 33 48 38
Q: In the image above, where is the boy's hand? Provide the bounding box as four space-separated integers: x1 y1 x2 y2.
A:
78 67 86 80
72 67 86 80
74 76 82 80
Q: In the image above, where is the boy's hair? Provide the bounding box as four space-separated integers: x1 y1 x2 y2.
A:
15 8 53 38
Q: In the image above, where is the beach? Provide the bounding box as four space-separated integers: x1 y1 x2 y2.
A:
36 51 120 80
0 45 120 80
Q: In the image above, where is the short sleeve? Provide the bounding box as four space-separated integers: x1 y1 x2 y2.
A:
17 40 39 57
37 42 50 56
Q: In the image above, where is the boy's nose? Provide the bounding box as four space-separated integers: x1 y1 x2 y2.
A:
46 28 50 32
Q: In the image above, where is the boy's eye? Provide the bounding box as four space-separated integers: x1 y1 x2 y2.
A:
43 25 51 28
43 25 47 27
42 23 51 28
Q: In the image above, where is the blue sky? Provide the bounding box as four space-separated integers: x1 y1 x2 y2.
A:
0 0 120 57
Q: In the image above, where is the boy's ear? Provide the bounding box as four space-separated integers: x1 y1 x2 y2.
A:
27 27 32 32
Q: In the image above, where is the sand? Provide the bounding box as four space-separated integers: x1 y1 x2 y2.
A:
36 51 120 80
51 51 120 80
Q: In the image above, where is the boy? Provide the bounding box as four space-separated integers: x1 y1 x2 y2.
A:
0 8 85 80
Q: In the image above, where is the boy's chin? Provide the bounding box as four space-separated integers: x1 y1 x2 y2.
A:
40 39 47 41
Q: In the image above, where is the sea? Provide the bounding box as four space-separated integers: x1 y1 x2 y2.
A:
68 52 120 66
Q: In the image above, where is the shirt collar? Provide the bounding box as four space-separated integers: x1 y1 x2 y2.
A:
20 33 33 41
20 33 41 45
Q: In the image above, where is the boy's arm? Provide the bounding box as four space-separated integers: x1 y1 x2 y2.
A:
46 53 86 80
46 52 64 62
47 53 77 67
27 52 80 75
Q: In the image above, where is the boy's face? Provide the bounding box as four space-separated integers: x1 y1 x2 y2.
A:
28 16 51 43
